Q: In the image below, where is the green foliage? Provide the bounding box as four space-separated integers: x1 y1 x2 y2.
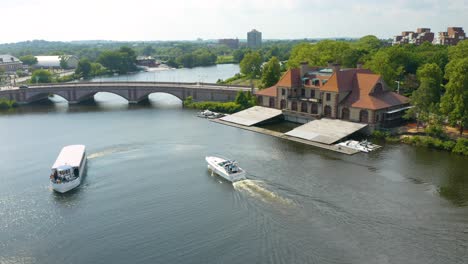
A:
240 51 262 78
183 91 255 114
452 138 468 155
31 69 52 83
59 56 68 69
75 58 92 78
19 55 37 66
0 98 18 110
142 45 155 56
406 63 443 124
448 40 468 61
174 49 217 68
440 57 468 135
216 55 235 64
98 46 137 74
261 56 281 88
217 73 243 84
288 40 352 68
424 124 446 138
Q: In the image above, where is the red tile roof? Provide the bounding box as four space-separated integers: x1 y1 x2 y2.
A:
344 73 410 110
276 68 302 88
256 86 277 97
321 69 373 92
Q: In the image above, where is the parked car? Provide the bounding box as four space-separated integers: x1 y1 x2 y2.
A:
19 85 28 89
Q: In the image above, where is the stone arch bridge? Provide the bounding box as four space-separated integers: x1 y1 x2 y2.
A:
0 82 252 104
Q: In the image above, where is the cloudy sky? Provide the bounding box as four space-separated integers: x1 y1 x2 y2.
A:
1 0 467 43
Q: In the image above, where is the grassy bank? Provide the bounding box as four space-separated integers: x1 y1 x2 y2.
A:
372 130 468 156
183 91 256 114
0 98 18 110
216 73 261 87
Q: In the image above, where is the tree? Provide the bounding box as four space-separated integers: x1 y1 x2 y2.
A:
440 58 468 135
59 56 68 69
142 45 155 56
98 46 137 74
75 59 92 78
448 40 468 61
31 69 52 83
406 63 443 128
355 35 382 52
288 40 352 68
261 56 281 88
235 91 249 108
19 55 37 66
240 51 262 78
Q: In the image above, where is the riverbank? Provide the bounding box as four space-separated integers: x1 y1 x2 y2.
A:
0 98 17 110
372 130 468 156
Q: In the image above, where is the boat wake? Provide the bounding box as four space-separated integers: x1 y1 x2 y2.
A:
233 180 293 206
88 145 140 159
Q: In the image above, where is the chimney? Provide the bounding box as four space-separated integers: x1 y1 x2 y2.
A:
299 61 309 77
329 63 340 72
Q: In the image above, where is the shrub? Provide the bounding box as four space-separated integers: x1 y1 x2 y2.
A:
452 138 468 156
0 98 18 110
425 124 446 138
371 130 391 139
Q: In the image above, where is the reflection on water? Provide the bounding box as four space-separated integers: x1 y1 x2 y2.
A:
0 92 468 264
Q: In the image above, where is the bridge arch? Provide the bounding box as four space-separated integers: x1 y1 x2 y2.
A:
75 90 131 104
135 91 184 104
26 91 71 104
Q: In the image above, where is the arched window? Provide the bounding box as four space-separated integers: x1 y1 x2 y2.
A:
280 99 286 109
324 105 332 117
291 101 298 111
359 110 369 123
311 103 318 114
301 102 308 113
269 97 275 108
341 108 350 120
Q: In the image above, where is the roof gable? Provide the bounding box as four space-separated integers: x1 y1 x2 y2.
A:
256 86 277 97
276 68 302 88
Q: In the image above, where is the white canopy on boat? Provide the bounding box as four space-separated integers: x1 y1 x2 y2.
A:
52 145 86 169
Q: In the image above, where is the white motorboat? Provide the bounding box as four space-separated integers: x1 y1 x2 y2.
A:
197 110 225 119
336 140 380 153
205 156 246 182
50 145 87 193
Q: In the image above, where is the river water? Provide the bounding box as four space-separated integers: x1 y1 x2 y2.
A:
1 72 468 263
88 64 240 83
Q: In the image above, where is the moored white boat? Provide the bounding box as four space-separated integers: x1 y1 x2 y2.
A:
197 109 225 119
206 156 246 182
336 140 380 153
50 145 87 193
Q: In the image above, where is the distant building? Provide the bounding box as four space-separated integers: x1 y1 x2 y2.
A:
136 56 159 67
0 54 23 73
35 55 79 69
393 28 434 45
256 63 410 128
434 27 466 46
218 38 239 49
247 29 262 49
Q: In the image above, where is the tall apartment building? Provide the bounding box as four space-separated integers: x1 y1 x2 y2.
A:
247 29 262 49
218 38 239 49
393 28 434 45
434 27 466 46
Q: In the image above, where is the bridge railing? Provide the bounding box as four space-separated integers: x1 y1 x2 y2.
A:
24 81 251 88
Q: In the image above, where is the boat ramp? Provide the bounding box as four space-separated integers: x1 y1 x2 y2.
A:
212 106 379 155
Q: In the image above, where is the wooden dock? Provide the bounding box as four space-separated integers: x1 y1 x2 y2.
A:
211 119 361 155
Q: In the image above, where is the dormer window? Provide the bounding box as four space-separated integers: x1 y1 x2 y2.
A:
373 83 383 94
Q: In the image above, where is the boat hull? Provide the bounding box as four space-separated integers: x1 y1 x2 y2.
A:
206 156 246 182
52 155 87 193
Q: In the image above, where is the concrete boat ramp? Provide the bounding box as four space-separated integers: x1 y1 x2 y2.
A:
213 106 369 155
220 106 283 126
